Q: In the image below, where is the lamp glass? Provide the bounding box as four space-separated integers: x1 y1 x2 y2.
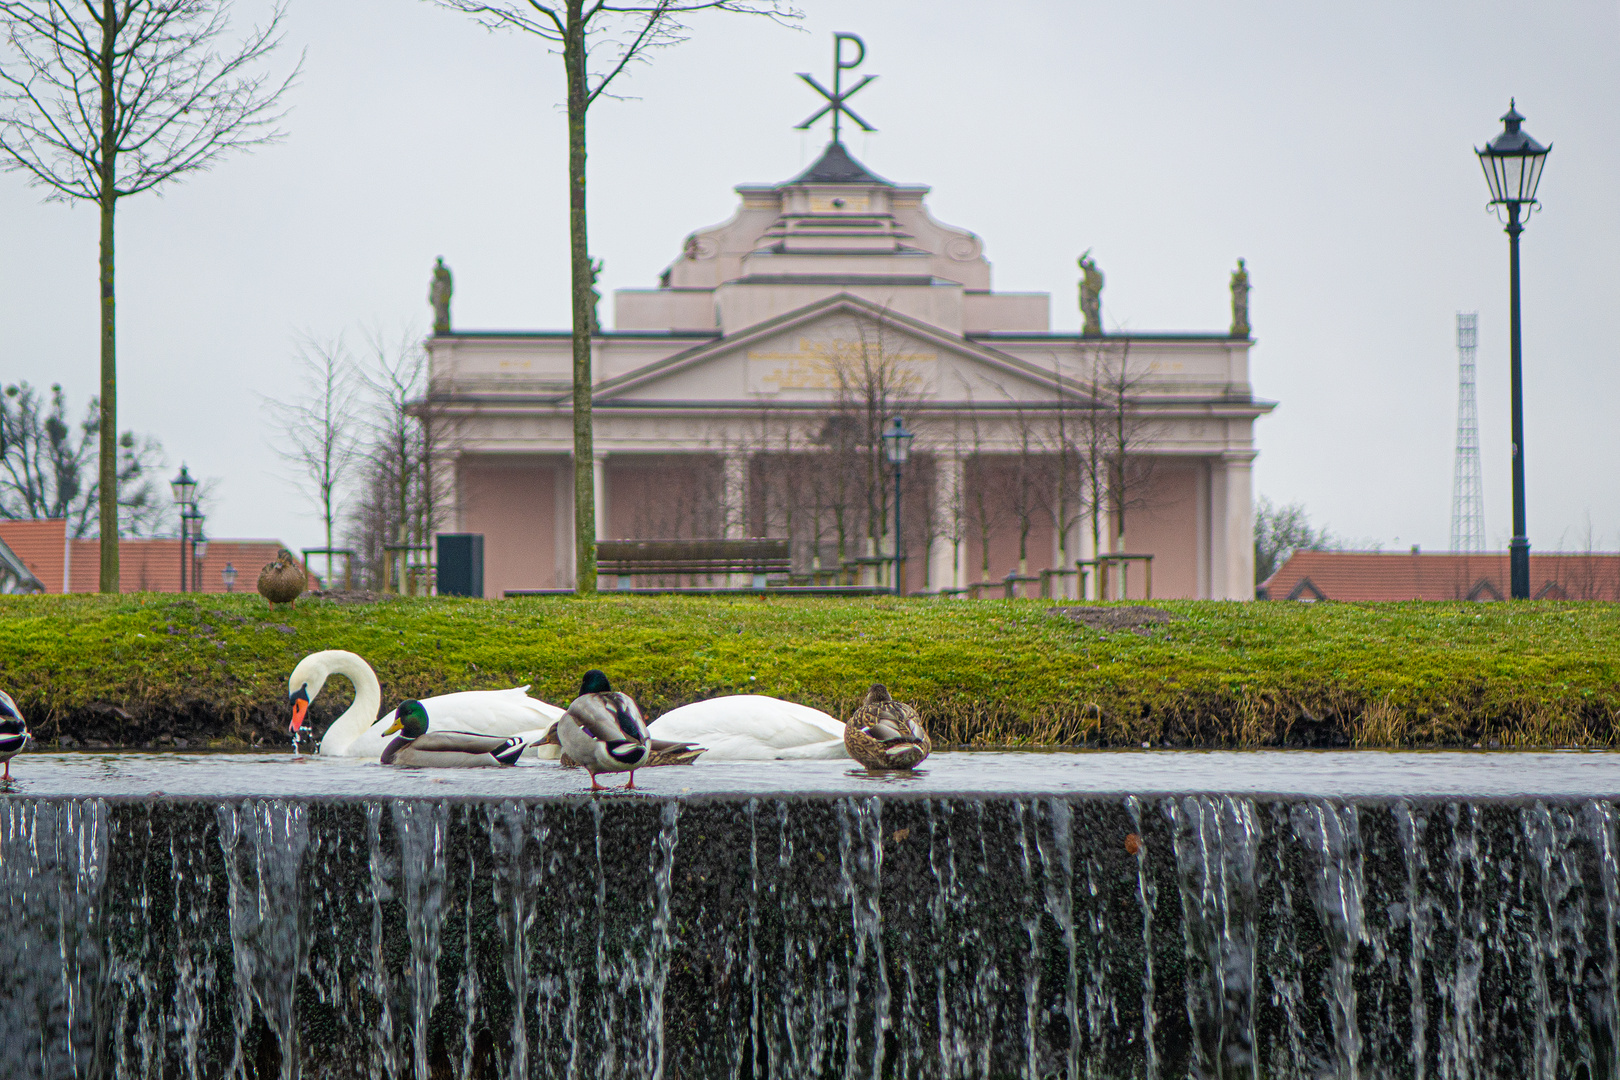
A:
170 465 197 506
193 537 208 560
222 563 237 586
882 417 914 465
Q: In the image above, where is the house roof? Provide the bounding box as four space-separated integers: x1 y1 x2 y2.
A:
1260 549 1620 601
0 519 315 594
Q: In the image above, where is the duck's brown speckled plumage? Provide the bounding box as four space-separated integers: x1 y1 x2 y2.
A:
844 684 930 770
258 548 308 606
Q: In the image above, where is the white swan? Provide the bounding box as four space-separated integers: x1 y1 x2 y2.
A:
286 649 564 758
647 695 849 761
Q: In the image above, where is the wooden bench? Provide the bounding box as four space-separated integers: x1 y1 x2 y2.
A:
597 539 791 591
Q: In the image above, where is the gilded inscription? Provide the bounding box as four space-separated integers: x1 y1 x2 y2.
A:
746 336 937 395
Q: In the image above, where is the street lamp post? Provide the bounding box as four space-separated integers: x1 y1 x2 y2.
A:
170 465 198 594
1476 100 1550 600
192 525 208 593
222 562 237 593
881 416 914 594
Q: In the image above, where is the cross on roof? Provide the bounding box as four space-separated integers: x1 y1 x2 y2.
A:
794 33 876 145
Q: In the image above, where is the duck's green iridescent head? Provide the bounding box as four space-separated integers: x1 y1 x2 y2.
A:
385 700 430 740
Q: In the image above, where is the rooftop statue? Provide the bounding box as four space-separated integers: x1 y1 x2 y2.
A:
429 257 454 334
589 258 604 336
1078 251 1103 337
1230 258 1251 338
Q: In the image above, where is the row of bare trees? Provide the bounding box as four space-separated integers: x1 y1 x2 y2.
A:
264 333 450 592
732 323 1156 595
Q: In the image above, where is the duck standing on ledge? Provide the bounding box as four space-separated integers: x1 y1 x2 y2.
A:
0 691 28 781
379 700 529 767
258 549 308 607
844 684 931 770
556 670 651 791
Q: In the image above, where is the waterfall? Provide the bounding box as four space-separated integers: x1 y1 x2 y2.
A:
0 793 1617 1079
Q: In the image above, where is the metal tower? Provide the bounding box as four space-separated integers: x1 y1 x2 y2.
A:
1450 313 1486 552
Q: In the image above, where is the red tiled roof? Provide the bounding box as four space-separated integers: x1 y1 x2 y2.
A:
0 520 318 594
1261 549 1620 602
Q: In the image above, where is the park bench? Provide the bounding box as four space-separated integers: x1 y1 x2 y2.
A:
597 538 791 591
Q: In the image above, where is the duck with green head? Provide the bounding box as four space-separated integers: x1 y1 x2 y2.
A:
379 699 531 767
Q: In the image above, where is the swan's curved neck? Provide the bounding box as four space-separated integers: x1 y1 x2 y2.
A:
317 652 382 755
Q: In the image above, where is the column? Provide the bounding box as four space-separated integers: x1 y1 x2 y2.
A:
928 454 962 592
723 453 748 539
593 454 608 541
1221 451 1256 600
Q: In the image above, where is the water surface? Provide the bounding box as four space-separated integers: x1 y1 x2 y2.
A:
6 747 1618 799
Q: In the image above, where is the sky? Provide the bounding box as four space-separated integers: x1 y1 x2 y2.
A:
3 0 1618 558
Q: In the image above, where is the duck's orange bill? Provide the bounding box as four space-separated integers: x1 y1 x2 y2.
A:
290 698 309 732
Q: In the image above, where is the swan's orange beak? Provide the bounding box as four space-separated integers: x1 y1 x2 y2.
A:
290 697 309 733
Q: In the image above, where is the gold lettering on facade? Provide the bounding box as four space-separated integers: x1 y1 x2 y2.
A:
746 336 937 395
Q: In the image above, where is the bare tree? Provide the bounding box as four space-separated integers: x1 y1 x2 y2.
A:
342 331 456 593
264 338 359 585
427 0 800 594
1072 337 1154 595
1031 359 1090 597
0 1 297 591
0 379 164 536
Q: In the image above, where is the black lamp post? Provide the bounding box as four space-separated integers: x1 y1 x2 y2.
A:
192 525 208 592
170 465 198 593
1476 100 1550 599
881 416 914 594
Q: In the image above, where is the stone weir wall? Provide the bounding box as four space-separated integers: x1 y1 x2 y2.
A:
2 793 1618 1080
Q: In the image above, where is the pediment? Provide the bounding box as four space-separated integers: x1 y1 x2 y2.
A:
595 294 1078 407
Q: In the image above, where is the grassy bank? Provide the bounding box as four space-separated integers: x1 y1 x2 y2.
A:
0 594 1616 749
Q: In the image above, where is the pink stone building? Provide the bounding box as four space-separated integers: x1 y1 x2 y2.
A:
430 143 1273 598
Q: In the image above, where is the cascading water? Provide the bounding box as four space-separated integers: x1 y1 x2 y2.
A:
1 792 1617 1080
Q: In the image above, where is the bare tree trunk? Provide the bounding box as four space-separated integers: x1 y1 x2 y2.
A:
564 0 596 595
96 2 117 591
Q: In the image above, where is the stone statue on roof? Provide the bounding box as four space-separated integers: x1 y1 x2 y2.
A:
588 258 604 336
1078 251 1103 337
429 257 453 334
1230 258 1251 338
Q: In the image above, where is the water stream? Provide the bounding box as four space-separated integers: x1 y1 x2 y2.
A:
1 752 1618 1078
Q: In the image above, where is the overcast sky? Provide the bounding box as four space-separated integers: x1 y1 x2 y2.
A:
4 0 1617 559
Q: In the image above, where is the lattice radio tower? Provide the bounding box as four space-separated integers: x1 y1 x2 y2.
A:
1450 313 1486 552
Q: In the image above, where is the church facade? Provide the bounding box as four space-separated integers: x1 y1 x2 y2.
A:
426 141 1272 599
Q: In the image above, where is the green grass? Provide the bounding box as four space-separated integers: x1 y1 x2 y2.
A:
0 593 1617 749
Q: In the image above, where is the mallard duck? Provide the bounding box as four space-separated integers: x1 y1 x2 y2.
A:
556 670 652 790
545 726 705 769
258 549 308 606
843 684 930 770
648 695 848 760
379 699 528 767
287 649 564 757
0 690 28 780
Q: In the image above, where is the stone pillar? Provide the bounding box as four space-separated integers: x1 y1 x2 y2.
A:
930 454 963 592
1221 451 1256 600
593 455 608 541
1209 451 1256 600
723 453 748 539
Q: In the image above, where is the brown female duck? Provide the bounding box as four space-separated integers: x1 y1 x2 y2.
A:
843 684 930 770
258 548 307 606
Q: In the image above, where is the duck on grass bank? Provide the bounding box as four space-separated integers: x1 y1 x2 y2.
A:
287 650 563 757
556 670 662 791
0 691 28 781
258 549 308 607
647 695 847 760
844 684 930 770
379 700 530 767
